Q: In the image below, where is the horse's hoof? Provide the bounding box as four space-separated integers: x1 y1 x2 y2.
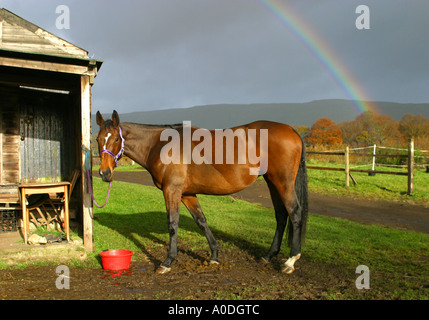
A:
156 265 171 274
209 259 220 265
282 266 295 274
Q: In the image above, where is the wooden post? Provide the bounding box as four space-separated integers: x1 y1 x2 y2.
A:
81 75 94 252
407 138 414 195
371 144 377 171
345 145 350 187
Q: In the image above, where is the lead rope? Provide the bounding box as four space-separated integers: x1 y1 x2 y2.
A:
81 146 112 210
87 169 112 208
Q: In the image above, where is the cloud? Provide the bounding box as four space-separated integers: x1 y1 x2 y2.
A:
1 0 428 112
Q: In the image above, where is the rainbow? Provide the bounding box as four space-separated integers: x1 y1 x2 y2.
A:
257 0 378 115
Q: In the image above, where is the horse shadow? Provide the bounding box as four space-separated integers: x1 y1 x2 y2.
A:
95 210 273 270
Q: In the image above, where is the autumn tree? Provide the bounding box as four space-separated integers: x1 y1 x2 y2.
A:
292 125 309 138
339 111 402 146
399 114 429 150
338 118 362 145
399 114 429 138
305 118 343 146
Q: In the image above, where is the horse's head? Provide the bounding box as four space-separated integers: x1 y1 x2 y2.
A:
96 110 125 182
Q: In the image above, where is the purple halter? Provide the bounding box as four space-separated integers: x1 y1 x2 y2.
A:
101 126 125 167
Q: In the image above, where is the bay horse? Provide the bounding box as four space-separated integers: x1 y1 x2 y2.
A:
96 110 308 274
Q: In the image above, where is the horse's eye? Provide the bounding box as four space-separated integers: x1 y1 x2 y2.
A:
115 137 120 142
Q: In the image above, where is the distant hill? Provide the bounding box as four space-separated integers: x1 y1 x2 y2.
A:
93 99 429 131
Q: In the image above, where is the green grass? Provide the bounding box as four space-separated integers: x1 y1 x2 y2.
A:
91 177 429 299
307 160 429 204
2 162 427 299
92 177 275 256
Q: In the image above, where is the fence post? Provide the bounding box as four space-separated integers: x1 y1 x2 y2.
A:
372 144 377 171
408 138 414 195
345 145 350 187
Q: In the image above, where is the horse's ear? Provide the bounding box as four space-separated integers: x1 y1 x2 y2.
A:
112 110 120 127
96 111 104 126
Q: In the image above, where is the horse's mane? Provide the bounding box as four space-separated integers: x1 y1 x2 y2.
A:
122 122 184 129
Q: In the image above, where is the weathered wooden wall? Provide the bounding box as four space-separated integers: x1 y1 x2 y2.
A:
0 86 77 185
0 90 20 185
20 106 75 183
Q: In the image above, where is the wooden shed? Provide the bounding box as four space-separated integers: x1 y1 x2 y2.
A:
0 8 102 252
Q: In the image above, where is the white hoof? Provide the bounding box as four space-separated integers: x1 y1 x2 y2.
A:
283 253 301 274
156 265 171 274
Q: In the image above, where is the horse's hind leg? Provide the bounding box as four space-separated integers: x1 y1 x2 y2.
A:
262 176 288 262
283 201 302 274
282 189 303 274
182 195 219 264
265 176 302 274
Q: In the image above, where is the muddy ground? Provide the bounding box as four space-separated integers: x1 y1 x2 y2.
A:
0 247 368 301
0 170 428 300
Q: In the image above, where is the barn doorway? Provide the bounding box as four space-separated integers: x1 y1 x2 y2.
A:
19 87 78 184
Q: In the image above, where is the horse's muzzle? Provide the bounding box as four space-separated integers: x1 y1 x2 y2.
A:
99 168 113 182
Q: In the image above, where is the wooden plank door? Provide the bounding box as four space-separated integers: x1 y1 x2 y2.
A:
0 99 20 185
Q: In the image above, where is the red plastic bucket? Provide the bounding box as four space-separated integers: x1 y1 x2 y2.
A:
100 250 133 270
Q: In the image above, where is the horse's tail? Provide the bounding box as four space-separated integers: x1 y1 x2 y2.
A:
297 138 309 244
287 136 309 247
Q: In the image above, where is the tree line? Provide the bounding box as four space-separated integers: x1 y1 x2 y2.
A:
295 111 429 151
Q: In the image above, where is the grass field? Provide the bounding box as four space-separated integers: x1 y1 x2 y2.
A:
91 177 429 299
1 162 427 299
306 160 429 204
95 161 429 204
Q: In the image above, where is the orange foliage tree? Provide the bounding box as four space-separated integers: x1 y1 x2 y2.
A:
339 111 402 146
399 114 429 139
305 117 343 146
399 114 429 150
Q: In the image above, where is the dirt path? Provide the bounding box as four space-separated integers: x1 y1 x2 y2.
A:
110 170 429 234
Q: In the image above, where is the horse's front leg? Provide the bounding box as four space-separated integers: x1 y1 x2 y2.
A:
156 187 182 275
182 195 219 264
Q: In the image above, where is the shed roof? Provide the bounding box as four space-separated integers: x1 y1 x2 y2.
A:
0 8 88 59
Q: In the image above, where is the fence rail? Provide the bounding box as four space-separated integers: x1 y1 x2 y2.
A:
93 140 426 196
306 139 420 195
